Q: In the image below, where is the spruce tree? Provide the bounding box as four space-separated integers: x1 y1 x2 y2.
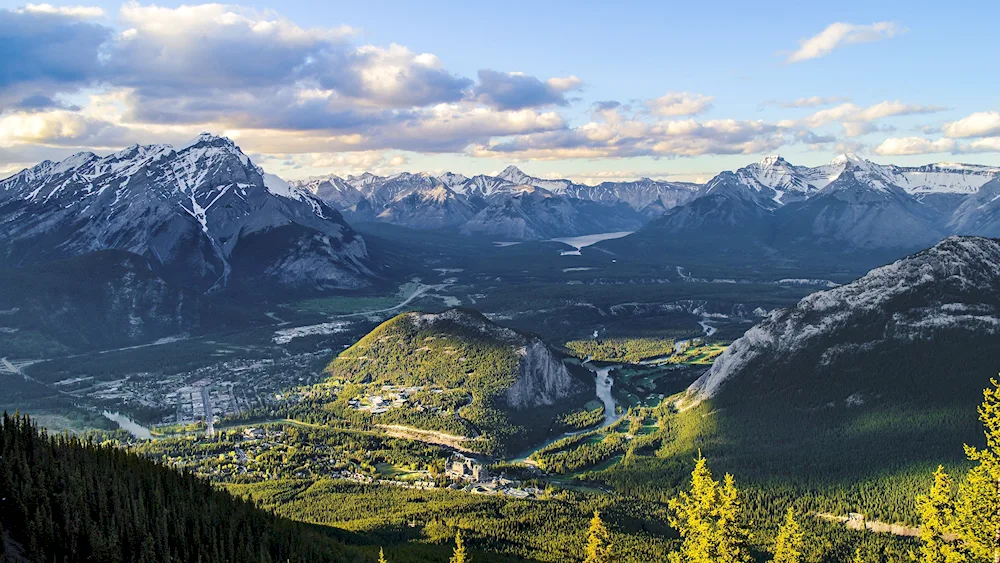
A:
584 511 613 563
667 454 750 563
717 473 752 563
449 531 469 563
668 454 718 563
955 378 1000 563
913 466 964 563
772 508 804 563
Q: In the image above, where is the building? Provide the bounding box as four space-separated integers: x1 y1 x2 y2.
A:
446 456 489 482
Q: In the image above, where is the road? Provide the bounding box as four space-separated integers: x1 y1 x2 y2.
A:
201 386 215 437
2 357 48 387
338 281 454 318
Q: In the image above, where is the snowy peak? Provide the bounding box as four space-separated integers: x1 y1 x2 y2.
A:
498 165 531 185
178 132 236 152
756 155 788 168
829 153 866 166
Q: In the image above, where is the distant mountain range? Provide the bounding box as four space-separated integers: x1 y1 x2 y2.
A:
5 134 1000 294
291 165 689 239
635 154 1000 251
293 154 1000 249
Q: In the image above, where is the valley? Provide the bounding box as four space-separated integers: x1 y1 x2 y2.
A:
4 139 1000 562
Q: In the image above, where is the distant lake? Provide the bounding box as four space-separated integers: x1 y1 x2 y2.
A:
549 231 633 255
102 411 152 439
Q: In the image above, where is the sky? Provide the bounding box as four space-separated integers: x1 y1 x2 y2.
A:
1 0 999 183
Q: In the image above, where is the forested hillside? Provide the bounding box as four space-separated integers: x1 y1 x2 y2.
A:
0 413 366 563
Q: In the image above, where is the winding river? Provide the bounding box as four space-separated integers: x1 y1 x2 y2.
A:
512 361 620 462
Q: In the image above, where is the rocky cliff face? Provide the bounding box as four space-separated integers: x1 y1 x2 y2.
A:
683 236 1000 405
505 340 587 410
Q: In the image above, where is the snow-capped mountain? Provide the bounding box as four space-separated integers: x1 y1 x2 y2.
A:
710 154 1000 207
375 185 480 230
683 235 1000 405
458 185 644 240
258 164 655 240
291 154 1000 245
621 154 1000 256
776 168 945 249
291 166 659 239
0 133 375 293
948 178 1000 237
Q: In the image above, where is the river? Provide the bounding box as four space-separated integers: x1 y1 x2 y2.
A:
512 361 620 462
102 411 152 439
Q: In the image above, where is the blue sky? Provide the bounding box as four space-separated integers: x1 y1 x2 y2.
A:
1 0 999 182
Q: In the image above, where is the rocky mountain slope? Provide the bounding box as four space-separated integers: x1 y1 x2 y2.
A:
0 250 253 354
625 237 1000 522
0 134 376 293
458 185 644 240
684 236 1000 404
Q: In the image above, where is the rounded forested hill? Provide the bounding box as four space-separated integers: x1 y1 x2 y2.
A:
326 308 594 455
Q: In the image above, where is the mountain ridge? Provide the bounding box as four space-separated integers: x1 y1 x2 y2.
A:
0 133 377 294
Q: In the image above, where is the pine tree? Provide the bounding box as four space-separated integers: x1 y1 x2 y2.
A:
913 466 964 563
853 548 867 563
955 378 1000 563
667 454 750 563
668 454 718 563
378 547 388 563
449 531 469 563
584 511 612 563
772 507 804 563
716 473 752 563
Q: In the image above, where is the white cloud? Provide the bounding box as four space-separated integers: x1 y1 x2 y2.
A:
787 22 904 63
18 3 104 18
252 150 410 179
779 96 848 108
962 137 1000 153
646 92 714 117
546 75 584 92
943 111 1000 138
874 137 956 156
471 102 785 160
778 101 945 137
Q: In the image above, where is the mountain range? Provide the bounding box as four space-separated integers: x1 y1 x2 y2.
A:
623 154 1000 256
5 134 1000 295
293 153 1000 251
291 165 676 239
